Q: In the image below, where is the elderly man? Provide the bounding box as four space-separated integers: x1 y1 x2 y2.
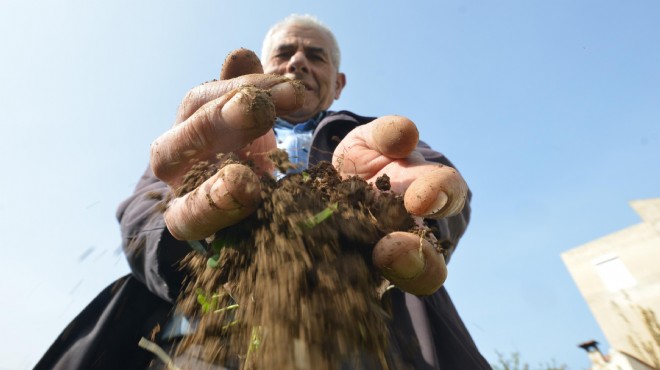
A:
35 14 490 370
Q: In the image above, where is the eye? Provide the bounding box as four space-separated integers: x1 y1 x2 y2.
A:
274 51 292 60
308 53 326 62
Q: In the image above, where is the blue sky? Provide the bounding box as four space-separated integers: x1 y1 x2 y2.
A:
1 1 659 369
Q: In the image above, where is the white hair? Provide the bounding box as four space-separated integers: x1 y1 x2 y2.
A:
261 14 341 69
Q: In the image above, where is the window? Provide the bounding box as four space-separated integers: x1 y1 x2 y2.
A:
593 255 636 292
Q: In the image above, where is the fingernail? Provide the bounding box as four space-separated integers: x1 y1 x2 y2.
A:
425 191 448 217
270 80 306 113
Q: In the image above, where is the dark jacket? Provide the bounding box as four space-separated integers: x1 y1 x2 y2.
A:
34 111 490 370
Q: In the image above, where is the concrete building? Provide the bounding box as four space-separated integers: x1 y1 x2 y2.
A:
562 198 660 370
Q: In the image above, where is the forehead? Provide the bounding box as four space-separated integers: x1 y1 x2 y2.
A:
268 24 333 51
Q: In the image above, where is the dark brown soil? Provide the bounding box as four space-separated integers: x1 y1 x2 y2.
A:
173 158 418 369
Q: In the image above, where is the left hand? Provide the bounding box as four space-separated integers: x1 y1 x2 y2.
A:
333 115 468 296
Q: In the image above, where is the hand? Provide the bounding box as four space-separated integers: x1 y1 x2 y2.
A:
150 49 305 240
333 116 468 296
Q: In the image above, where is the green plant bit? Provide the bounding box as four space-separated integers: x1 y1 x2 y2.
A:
196 290 219 313
213 303 239 314
301 202 338 229
207 237 236 268
244 326 263 367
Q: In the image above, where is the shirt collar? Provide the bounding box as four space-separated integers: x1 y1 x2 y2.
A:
275 111 327 132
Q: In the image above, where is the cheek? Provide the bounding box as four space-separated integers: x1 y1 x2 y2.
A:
319 85 334 103
318 72 337 99
304 90 319 105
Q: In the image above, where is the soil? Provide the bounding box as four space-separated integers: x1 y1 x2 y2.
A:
171 155 422 369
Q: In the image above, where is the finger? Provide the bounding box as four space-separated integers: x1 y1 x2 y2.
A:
333 136 466 218
179 48 299 124
219 49 308 115
331 113 467 218
220 48 264 80
151 85 277 186
366 115 419 159
332 115 424 179
372 231 447 296
164 163 261 240
403 166 468 218
175 75 304 125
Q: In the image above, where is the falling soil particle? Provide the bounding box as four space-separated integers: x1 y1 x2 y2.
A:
174 160 219 198
268 148 298 174
172 159 423 369
374 174 391 192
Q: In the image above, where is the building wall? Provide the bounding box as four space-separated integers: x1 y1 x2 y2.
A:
609 350 657 370
562 198 660 368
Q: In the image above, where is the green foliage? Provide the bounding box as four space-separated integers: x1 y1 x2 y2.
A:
613 297 660 368
492 351 567 370
196 289 219 314
243 326 263 366
635 305 660 368
207 236 237 268
214 304 239 314
207 255 220 268
249 326 262 353
186 238 230 268
492 352 529 370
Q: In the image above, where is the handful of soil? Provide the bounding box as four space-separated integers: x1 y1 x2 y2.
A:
174 160 418 369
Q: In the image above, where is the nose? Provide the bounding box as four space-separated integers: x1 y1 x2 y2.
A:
287 51 309 74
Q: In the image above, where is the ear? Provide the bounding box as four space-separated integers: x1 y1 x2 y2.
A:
334 72 346 100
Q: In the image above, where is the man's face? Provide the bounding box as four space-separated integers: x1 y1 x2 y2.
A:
263 24 346 123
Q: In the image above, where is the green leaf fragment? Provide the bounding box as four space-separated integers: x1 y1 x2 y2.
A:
206 237 239 268
207 254 220 268
222 320 239 330
302 202 338 229
249 326 262 352
196 289 218 313
213 304 239 314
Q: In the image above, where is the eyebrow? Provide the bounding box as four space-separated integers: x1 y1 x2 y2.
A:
275 44 327 56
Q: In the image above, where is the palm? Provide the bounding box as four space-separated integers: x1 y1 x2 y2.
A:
333 116 461 216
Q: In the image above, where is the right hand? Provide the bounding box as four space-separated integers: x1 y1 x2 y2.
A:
150 49 305 241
